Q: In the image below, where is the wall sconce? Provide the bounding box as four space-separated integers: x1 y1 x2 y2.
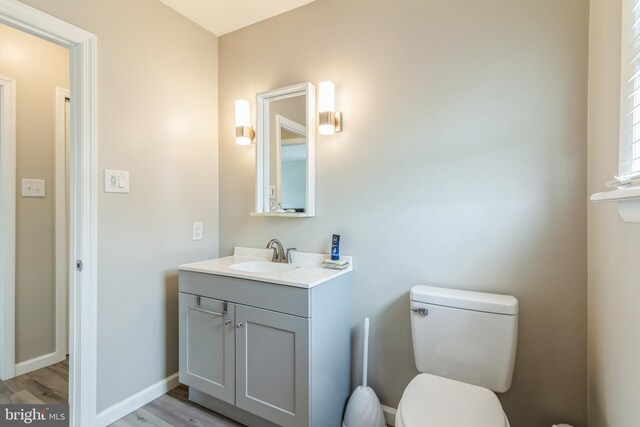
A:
235 99 255 145
318 81 342 135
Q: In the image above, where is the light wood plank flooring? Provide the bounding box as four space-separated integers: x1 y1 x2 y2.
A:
0 360 242 427
0 359 68 404
110 385 242 427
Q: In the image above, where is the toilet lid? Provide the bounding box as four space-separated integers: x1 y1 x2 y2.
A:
399 374 506 427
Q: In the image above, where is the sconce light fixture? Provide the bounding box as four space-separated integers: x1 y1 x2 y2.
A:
235 99 255 145
318 81 342 135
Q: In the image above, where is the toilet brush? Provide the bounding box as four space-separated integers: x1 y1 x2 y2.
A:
342 318 386 427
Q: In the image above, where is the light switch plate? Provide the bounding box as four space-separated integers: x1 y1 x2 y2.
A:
193 222 203 240
104 169 129 193
21 179 46 198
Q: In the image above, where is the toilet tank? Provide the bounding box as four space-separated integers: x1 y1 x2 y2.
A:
410 285 518 393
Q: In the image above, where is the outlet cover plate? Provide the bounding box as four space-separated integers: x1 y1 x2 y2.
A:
21 179 46 198
193 222 203 240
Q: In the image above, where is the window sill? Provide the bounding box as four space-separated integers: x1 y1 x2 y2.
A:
591 186 640 223
250 212 313 218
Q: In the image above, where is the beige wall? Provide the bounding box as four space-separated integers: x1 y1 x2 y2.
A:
17 0 219 412
587 1 640 426
219 0 589 425
0 24 69 364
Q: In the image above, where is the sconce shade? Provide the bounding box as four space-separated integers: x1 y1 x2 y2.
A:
235 99 250 127
318 81 339 135
235 99 253 145
318 81 335 113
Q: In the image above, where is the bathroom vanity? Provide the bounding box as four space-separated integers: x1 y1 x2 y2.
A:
178 247 353 427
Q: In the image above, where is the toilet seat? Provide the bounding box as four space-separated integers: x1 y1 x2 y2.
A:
396 374 508 427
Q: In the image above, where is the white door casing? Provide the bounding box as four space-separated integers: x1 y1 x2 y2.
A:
0 75 16 382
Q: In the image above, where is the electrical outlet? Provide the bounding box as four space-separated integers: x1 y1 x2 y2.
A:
193 222 203 240
270 185 276 198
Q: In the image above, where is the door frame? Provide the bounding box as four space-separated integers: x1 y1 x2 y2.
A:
0 75 16 383
0 1 98 426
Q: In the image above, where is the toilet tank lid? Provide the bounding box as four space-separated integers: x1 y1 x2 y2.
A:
410 285 518 315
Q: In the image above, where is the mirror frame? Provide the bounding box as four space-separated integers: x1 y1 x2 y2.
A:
254 82 316 217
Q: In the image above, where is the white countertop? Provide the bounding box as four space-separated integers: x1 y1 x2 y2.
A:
178 247 353 289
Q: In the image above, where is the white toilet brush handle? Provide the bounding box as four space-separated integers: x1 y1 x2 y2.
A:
363 318 369 388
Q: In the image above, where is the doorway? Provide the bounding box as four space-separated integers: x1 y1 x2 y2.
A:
0 1 97 426
0 25 70 382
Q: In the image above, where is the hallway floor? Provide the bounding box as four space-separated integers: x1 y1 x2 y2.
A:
0 360 242 426
0 359 68 404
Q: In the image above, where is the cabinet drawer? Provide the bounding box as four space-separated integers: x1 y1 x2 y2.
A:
179 271 310 317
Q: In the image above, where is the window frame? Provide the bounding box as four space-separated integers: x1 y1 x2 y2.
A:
590 0 640 222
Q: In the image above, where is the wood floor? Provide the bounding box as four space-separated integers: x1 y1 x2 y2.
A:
0 360 242 427
110 385 242 427
0 359 69 404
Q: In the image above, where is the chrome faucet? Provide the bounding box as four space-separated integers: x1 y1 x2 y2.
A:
266 239 286 263
286 248 297 263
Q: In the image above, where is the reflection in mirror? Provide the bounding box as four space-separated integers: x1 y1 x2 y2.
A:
276 114 306 211
269 96 306 212
255 82 315 217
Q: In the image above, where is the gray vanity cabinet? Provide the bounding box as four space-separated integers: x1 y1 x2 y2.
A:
236 306 309 427
178 271 352 427
178 294 235 404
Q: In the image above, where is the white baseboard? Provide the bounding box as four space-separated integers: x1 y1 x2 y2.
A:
15 351 65 377
96 373 179 427
381 404 397 426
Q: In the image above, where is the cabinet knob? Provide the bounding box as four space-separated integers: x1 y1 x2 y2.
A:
225 319 232 326
236 322 244 329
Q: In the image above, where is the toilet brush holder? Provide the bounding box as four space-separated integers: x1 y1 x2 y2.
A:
342 318 386 427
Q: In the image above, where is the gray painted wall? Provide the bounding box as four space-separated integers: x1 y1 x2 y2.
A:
19 0 219 412
218 0 588 425
588 1 640 426
0 24 69 364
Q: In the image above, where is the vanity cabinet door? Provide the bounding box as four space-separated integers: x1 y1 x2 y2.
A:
235 305 310 427
179 293 235 405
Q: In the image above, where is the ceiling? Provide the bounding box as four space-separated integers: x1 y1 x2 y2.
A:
157 0 318 36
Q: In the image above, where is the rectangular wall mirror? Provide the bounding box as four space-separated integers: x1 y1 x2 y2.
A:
253 82 316 217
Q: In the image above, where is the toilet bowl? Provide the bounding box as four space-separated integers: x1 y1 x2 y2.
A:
395 374 510 427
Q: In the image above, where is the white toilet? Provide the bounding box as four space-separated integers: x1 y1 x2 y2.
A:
396 285 519 427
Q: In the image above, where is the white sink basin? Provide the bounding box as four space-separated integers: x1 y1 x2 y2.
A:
229 261 300 274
